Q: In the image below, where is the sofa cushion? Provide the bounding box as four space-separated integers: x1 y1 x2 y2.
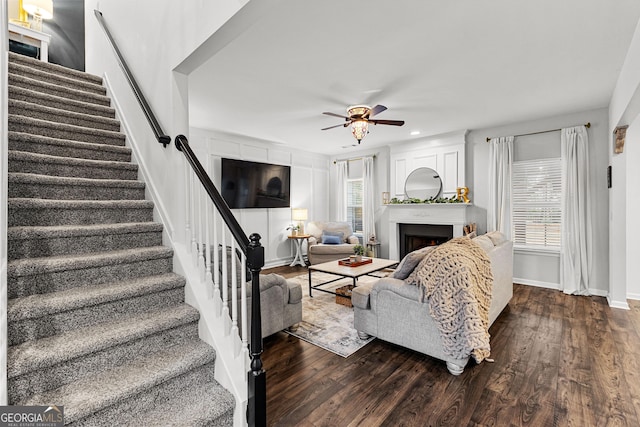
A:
308 243 356 254
391 246 436 280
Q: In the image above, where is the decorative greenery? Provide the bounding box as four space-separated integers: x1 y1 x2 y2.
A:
353 244 365 256
286 224 300 232
388 195 466 204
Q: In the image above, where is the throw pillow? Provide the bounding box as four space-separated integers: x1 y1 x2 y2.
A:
391 245 436 280
321 230 344 244
486 230 507 245
321 234 342 244
472 235 494 253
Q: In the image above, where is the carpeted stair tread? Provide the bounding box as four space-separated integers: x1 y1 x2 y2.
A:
8 222 163 240
7 222 164 260
8 198 154 227
8 304 201 378
8 173 145 201
9 86 115 118
8 62 107 96
8 173 143 188
9 51 103 85
114 378 234 427
8 73 111 106
9 99 120 132
8 272 185 322
8 150 138 179
17 339 215 424
7 246 172 278
9 114 126 146
8 177 142 199
8 131 131 162
8 197 153 215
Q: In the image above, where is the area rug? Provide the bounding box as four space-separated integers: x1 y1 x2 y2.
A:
285 272 380 357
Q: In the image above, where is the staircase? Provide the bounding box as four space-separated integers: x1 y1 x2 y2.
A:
5 52 235 426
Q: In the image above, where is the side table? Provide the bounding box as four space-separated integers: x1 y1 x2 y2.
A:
366 241 381 258
288 234 310 267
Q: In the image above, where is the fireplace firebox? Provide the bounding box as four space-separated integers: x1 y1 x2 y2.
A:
399 223 453 259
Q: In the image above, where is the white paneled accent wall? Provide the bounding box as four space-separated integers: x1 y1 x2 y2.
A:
390 130 467 199
189 128 330 268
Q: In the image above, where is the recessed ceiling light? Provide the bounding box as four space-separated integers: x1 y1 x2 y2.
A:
410 130 421 136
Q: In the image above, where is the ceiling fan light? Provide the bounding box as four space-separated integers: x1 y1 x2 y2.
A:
351 120 368 143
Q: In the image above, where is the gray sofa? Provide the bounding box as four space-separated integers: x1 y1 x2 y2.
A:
306 221 360 265
352 232 513 375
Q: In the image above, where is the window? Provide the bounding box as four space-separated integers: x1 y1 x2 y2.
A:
346 179 363 234
512 158 561 250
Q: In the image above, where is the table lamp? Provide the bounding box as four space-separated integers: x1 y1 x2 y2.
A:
23 0 53 31
292 208 308 235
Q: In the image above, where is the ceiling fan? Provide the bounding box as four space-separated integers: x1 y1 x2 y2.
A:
322 104 405 144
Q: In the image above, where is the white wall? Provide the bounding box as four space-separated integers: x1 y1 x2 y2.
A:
609 17 640 307
466 108 610 294
84 0 256 243
189 128 330 267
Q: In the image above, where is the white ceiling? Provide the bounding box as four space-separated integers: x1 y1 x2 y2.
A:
188 0 640 155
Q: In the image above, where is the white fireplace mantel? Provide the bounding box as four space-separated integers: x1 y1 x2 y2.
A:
386 203 481 260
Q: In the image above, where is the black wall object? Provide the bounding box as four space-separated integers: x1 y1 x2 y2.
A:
607 165 612 189
42 0 85 71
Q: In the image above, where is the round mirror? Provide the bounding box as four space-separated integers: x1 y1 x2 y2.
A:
404 167 442 200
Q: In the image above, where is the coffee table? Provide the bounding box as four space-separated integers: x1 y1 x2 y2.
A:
308 257 398 298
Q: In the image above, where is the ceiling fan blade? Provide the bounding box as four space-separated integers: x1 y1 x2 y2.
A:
321 123 349 131
369 104 387 118
370 119 405 126
323 112 349 119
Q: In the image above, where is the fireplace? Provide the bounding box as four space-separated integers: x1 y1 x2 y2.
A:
399 223 453 259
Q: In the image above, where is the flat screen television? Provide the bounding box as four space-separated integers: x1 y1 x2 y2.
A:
221 158 291 209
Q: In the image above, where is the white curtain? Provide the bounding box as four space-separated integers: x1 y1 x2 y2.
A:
560 126 592 295
363 156 376 243
335 160 348 221
488 136 514 240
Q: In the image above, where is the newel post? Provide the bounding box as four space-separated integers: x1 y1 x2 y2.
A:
246 233 266 426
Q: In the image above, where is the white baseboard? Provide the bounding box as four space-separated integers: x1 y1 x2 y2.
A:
627 293 640 301
513 277 559 290
607 295 630 310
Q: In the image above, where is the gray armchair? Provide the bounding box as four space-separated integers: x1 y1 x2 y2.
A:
220 246 302 338
306 221 359 264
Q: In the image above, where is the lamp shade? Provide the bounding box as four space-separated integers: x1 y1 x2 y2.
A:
291 208 308 221
23 0 53 19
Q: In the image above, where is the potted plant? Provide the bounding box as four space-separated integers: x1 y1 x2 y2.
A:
286 224 299 236
353 244 365 262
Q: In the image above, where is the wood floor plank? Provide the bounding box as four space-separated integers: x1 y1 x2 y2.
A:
262 267 640 426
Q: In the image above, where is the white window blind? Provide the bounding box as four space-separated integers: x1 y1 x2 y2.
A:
512 158 561 250
346 179 363 234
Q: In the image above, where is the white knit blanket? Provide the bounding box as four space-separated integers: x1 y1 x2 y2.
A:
406 237 493 363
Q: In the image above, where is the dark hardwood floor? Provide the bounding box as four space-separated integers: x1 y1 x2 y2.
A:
261 265 640 427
